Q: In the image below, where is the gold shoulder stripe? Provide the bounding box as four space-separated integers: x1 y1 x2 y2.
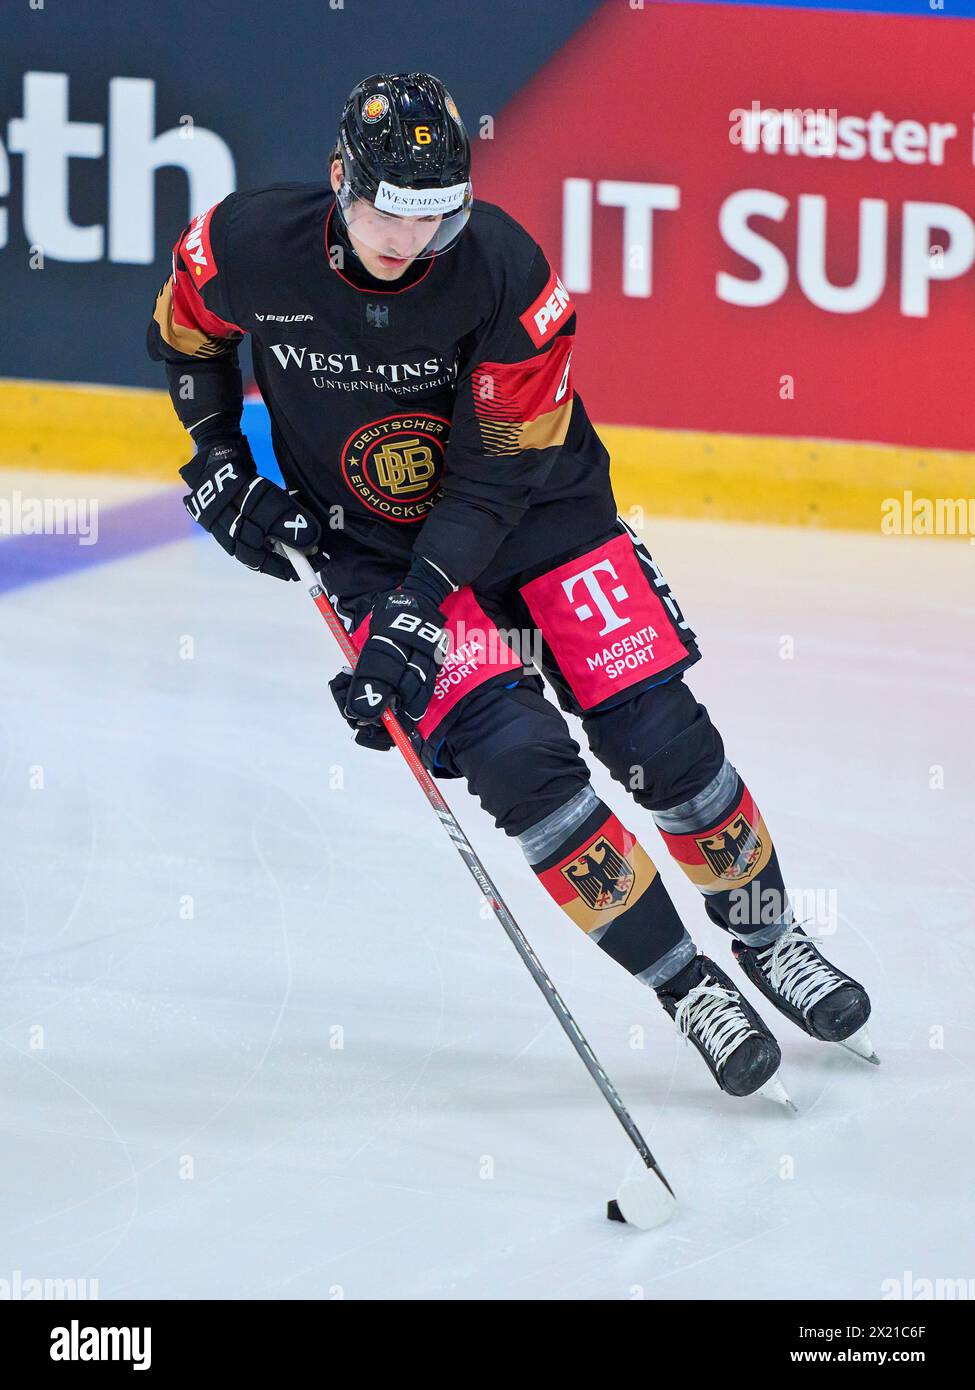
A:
478 399 572 456
153 279 238 359
519 399 572 452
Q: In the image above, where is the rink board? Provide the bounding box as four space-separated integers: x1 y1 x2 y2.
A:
2 378 973 535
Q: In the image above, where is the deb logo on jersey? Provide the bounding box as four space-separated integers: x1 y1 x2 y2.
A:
696 814 763 883
341 413 449 523
561 835 634 911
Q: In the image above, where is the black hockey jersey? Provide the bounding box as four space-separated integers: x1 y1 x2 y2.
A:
148 183 617 589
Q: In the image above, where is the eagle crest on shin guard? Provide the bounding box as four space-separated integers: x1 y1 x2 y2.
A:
561 835 635 910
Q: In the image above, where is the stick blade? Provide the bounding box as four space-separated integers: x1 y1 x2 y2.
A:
610 1164 678 1230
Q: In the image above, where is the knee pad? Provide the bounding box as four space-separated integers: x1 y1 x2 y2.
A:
583 677 725 812
437 679 591 836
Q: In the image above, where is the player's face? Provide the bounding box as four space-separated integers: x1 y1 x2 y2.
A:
330 161 443 281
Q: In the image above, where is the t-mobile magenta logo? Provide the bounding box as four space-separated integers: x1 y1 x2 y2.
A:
562 560 631 636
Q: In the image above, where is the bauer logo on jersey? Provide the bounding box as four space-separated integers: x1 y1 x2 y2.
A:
520 268 575 348
341 413 449 523
696 814 764 883
561 835 634 911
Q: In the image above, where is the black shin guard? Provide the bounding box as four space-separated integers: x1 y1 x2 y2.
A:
518 788 693 987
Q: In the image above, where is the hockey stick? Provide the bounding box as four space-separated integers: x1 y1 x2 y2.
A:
280 542 677 1229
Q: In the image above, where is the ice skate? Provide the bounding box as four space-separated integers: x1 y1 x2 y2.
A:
733 928 877 1064
657 954 793 1105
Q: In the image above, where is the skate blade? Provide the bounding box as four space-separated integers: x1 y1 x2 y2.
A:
835 1024 880 1065
757 1072 797 1111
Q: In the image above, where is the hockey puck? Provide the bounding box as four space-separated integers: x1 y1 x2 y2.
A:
610 1167 678 1229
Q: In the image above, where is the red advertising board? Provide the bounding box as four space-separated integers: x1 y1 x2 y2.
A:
473 3 975 451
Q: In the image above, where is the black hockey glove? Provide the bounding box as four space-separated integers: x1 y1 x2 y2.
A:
328 668 395 751
343 587 450 730
179 437 321 580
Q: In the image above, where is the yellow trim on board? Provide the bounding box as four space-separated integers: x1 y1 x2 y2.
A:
602 425 975 533
2 380 972 531
0 380 187 480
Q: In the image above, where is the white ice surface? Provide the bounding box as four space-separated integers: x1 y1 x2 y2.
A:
2 498 972 1300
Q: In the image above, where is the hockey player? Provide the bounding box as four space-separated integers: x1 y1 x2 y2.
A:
148 72 875 1103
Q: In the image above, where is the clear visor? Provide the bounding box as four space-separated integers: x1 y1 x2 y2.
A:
336 177 472 261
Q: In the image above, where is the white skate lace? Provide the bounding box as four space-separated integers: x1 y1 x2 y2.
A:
674 978 756 1068
758 930 843 1017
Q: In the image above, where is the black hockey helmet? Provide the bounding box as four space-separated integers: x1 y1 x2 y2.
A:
332 73 473 258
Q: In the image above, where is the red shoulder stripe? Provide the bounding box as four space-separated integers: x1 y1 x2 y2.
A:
171 204 242 337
